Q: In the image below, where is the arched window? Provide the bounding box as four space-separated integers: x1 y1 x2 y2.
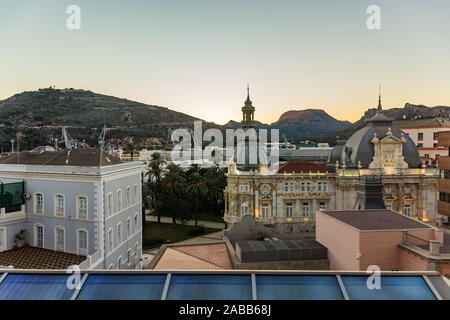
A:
261 203 269 218
78 196 88 219
108 228 113 253
241 202 249 216
55 226 65 251
117 190 122 212
117 223 122 245
55 194 64 216
77 230 88 256
35 193 43 214
107 193 113 216
126 187 131 207
134 184 138 203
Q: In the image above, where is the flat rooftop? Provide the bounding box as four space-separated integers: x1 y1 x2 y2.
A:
320 210 432 231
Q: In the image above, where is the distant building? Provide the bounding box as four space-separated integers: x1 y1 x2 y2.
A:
0 148 143 270
393 117 450 164
224 92 440 226
316 209 449 274
437 131 450 226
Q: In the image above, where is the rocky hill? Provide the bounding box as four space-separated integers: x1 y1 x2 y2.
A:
0 88 220 150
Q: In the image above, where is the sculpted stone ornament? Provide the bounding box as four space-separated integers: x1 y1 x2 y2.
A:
369 129 408 170
260 183 271 195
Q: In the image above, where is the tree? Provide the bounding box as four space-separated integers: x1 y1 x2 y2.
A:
123 138 137 160
160 163 187 225
146 152 166 223
186 167 209 227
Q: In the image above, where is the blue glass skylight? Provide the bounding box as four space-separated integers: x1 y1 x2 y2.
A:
77 274 167 300
0 274 74 300
342 276 436 300
167 274 252 300
256 275 344 300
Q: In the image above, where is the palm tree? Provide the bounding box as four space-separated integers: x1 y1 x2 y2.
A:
146 152 166 223
161 163 187 225
123 138 137 160
186 170 209 227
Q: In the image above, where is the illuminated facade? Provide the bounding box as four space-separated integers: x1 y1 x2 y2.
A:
223 93 440 227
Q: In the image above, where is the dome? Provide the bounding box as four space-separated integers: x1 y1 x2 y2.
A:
331 96 420 168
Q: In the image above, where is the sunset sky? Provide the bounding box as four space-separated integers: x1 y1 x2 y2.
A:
1 0 450 125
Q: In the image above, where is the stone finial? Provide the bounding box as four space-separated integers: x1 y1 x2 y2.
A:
421 162 427 168
342 160 347 169
335 160 339 168
358 161 362 169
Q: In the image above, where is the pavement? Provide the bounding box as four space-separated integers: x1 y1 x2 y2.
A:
142 218 225 267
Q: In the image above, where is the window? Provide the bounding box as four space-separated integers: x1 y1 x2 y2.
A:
301 182 311 192
78 196 87 219
135 243 139 257
284 182 294 192
436 154 439 160
0 228 6 252
127 249 132 264
108 228 113 253
126 187 131 207
127 217 131 238
319 202 326 210
403 204 411 217
55 194 64 216
317 182 322 192
434 143 438 148
385 203 393 211
433 132 438 140
35 225 44 248
118 256 122 269
117 223 122 245
261 204 269 218
285 202 293 218
134 184 138 203
117 190 122 212
322 183 328 192
418 133 423 141
230 200 234 216
302 202 310 217
241 202 249 216
134 214 139 232
318 182 328 192
55 227 65 251
240 184 249 193
107 193 113 216
425 154 430 159
78 230 88 256
35 193 43 214
418 143 423 148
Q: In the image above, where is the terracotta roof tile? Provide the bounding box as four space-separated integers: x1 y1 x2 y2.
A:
154 247 224 270
0 148 122 167
0 246 86 269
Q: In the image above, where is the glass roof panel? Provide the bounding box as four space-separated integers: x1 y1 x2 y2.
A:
342 276 436 300
256 275 344 300
0 274 74 300
167 274 252 300
77 274 167 300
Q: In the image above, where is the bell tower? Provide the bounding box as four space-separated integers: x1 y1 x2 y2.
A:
241 84 256 129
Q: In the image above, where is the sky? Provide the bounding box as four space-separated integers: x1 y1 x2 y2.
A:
1 0 450 125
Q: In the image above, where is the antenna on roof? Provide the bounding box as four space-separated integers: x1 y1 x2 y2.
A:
98 125 107 150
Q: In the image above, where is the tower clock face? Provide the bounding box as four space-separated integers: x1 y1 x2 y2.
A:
260 183 271 195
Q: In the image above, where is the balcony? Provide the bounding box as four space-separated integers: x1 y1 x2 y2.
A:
0 179 25 217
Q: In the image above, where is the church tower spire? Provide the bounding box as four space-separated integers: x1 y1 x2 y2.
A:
241 84 256 129
378 85 382 111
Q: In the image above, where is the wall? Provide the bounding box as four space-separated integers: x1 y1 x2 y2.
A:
315 212 360 270
399 248 428 271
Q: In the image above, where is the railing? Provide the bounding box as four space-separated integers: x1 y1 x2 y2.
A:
78 249 104 269
403 232 429 247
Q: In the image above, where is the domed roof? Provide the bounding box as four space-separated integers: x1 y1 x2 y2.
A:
331 95 420 168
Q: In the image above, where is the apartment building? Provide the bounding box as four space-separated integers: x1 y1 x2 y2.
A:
0 148 143 269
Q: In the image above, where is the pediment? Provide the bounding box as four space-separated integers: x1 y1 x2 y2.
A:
379 135 402 144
